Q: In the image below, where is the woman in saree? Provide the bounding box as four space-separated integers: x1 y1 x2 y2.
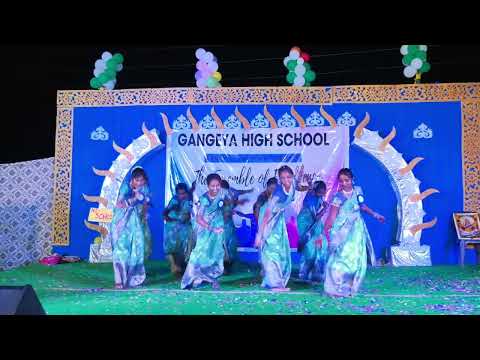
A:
220 180 252 274
163 183 193 275
181 174 230 290
109 167 152 289
297 180 329 282
255 165 308 292
322 168 385 297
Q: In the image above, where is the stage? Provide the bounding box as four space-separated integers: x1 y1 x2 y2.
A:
2 262 480 315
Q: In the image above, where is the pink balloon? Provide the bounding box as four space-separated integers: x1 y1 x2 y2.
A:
198 62 209 74
195 71 202 81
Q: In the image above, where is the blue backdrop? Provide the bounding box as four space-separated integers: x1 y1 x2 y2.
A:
55 101 473 265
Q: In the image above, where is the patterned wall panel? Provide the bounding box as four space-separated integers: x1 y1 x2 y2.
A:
0 158 53 270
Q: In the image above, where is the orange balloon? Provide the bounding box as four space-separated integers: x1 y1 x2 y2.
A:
291 46 301 53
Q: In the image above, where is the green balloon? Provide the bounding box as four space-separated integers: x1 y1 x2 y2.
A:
113 53 124 64
207 77 218 88
104 69 116 80
287 60 297 71
286 71 296 84
90 78 100 89
420 62 431 73
98 74 108 84
304 63 311 71
416 51 427 61
305 70 316 82
108 58 119 68
404 53 415 65
407 45 419 54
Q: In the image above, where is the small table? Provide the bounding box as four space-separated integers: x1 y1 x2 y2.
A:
459 239 480 266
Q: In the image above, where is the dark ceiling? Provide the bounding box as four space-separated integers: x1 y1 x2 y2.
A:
1 44 479 163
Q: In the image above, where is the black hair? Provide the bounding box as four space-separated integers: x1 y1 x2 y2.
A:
267 177 278 187
221 180 230 189
278 165 294 176
131 168 148 183
206 173 222 186
175 183 188 193
338 168 354 180
314 180 326 192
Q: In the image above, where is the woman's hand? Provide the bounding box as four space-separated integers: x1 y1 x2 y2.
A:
374 213 385 223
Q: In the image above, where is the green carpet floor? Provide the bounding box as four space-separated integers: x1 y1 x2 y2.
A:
1 261 480 315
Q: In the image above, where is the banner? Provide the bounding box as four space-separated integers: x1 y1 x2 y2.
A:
165 126 349 248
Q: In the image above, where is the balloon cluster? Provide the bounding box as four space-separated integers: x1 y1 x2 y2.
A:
400 45 431 79
283 46 316 87
90 51 124 90
195 48 222 88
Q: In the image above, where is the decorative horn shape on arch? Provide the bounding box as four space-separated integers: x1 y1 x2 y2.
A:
82 194 108 207
142 122 160 148
263 105 278 128
399 157 424 176
92 166 115 180
160 113 173 136
234 106 251 129
409 217 438 236
84 219 108 237
378 127 396 152
290 106 306 128
112 141 134 162
210 107 225 129
354 112 370 139
409 188 440 203
186 107 200 131
320 106 337 128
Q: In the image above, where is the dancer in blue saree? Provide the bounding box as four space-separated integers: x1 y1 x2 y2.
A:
181 174 230 290
163 183 193 275
323 168 385 297
109 167 151 289
297 181 329 282
220 180 252 274
255 165 308 292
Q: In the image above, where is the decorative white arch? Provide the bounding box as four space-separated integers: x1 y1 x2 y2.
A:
353 116 438 266
84 123 164 263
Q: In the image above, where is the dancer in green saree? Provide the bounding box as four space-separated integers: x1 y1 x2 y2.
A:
297 180 329 282
163 183 193 275
323 168 385 297
181 174 230 290
255 165 308 292
220 180 253 274
109 167 151 289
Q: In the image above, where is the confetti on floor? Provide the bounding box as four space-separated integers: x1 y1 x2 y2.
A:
1 261 480 315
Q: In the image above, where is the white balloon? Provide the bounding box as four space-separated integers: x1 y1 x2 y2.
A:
419 45 428 51
93 68 102 77
195 48 206 60
295 64 306 76
207 61 218 72
289 50 300 60
400 45 408 55
411 58 423 70
403 66 417 78
204 52 214 62
116 63 123 72
95 59 106 70
293 76 306 86
297 57 305 65
197 77 207 88
104 80 115 90
283 56 291 67
101 52 112 61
